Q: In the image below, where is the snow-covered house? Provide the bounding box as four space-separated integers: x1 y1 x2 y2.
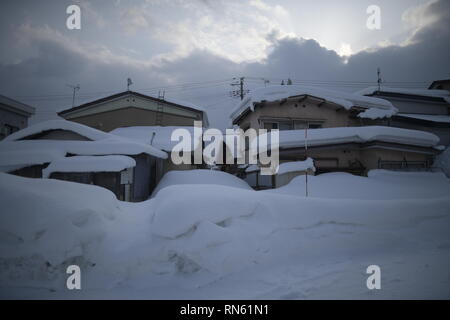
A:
0 94 35 140
0 120 167 201
230 85 443 176
57 90 209 132
252 126 441 176
230 85 398 130
356 86 450 145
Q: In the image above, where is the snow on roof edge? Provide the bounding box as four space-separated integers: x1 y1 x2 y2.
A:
355 86 450 103
42 155 136 178
1 120 168 159
251 126 440 152
230 85 397 122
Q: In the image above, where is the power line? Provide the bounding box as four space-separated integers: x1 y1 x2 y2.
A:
13 76 433 104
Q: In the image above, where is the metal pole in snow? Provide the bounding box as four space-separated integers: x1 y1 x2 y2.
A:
305 126 308 197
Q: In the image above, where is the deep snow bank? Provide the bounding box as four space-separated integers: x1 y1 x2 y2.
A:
1 171 450 299
268 171 450 200
151 169 252 197
0 173 120 289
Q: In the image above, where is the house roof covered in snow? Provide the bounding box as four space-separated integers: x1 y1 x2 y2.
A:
395 113 450 125
429 79 450 90
57 90 209 126
0 149 66 173
42 155 136 178
0 120 167 171
110 126 202 152
0 94 35 116
230 85 398 123
251 126 441 154
355 86 450 103
3 119 111 142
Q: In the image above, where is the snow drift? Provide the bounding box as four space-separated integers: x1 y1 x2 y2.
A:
151 169 252 196
1 170 450 299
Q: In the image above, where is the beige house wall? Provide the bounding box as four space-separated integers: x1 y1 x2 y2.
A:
359 148 429 170
280 146 430 176
67 107 201 132
237 98 361 129
281 149 362 168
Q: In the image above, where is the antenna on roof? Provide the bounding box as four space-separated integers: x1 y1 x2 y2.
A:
67 84 80 108
150 132 156 145
127 78 133 91
377 67 382 92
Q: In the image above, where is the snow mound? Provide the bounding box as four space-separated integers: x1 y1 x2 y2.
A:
0 173 120 266
2 169 450 298
151 169 252 196
277 158 315 175
151 184 257 239
268 170 450 200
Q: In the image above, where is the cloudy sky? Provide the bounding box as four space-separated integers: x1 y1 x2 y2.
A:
0 0 449 128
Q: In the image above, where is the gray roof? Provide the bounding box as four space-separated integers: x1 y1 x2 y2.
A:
0 94 35 116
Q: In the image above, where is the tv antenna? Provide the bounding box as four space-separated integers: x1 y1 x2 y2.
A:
127 78 133 91
377 67 382 91
67 84 80 108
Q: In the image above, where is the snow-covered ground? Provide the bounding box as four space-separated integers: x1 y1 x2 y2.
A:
1 169 450 299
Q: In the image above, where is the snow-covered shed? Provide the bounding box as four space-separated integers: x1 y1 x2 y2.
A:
0 120 168 201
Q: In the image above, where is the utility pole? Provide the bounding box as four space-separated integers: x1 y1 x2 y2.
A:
67 84 80 108
229 77 248 100
377 67 382 92
305 125 308 197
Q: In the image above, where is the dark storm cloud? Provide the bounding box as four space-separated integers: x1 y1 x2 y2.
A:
0 0 448 128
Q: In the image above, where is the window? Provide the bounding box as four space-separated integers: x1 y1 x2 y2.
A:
294 121 307 130
3 124 19 137
263 122 278 130
279 122 292 130
294 121 323 129
263 119 323 131
263 121 292 131
309 123 322 129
